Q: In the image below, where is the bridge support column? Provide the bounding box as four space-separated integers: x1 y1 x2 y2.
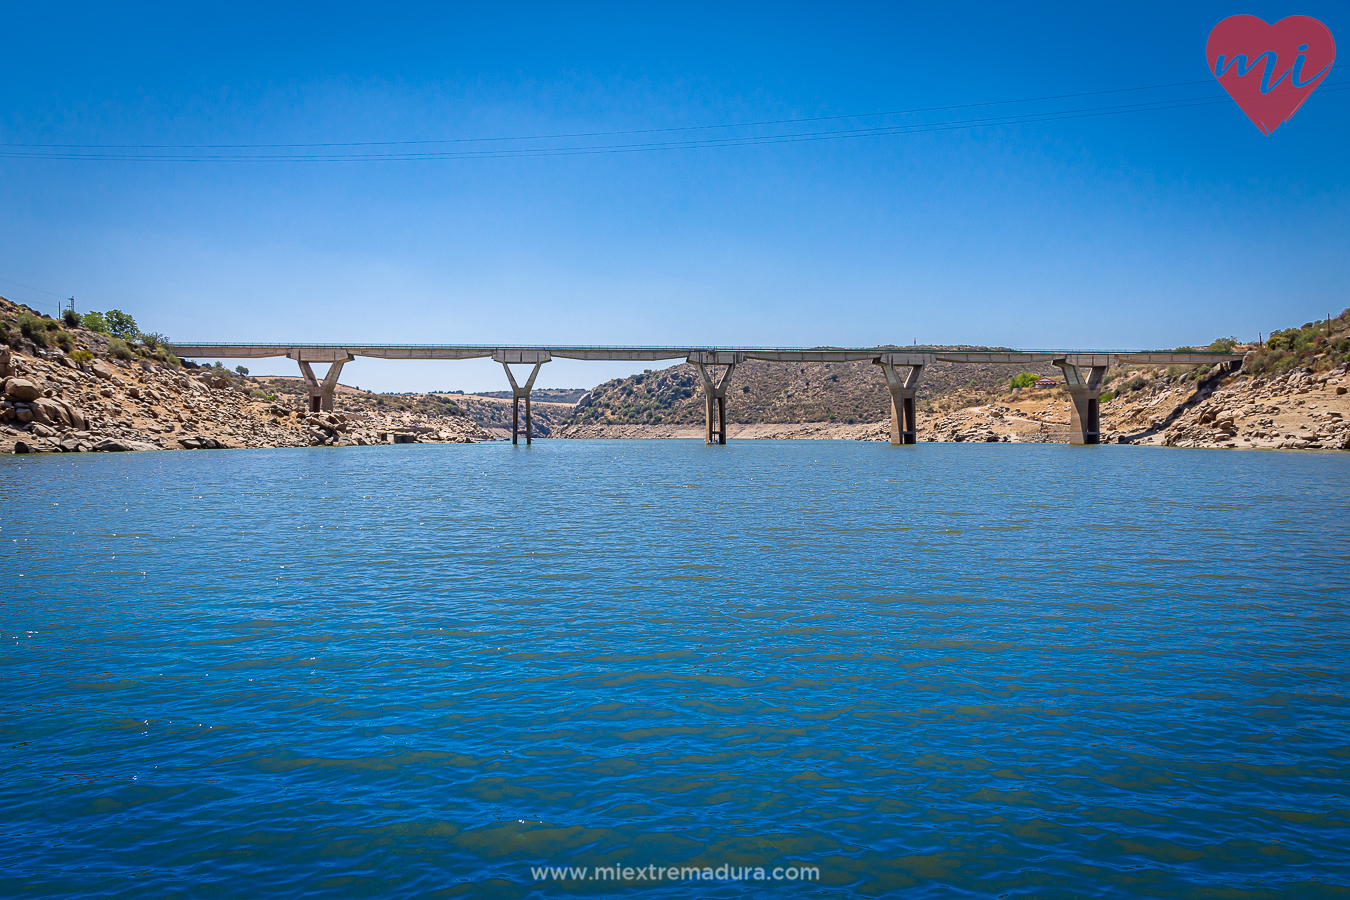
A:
689 352 743 445
874 360 923 444
494 349 552 445
289 350 354 413
873 354 933 445
1054 356 1111 445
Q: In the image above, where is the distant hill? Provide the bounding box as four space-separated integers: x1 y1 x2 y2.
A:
570 351 1062 426
467 388 590 404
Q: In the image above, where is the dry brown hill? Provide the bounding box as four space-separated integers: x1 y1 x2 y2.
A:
570 352 1063 427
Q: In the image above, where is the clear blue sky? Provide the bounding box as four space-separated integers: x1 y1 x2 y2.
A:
2 2 1347 392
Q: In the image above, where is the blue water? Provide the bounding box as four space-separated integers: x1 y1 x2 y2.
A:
3 441 1350 898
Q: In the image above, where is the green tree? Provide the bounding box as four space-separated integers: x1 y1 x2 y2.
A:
82 311 110 334
235 365 250 377
1009 372 1038 389
103 309 139 340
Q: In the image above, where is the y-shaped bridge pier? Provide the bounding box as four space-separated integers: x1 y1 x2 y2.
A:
169 343 1243 446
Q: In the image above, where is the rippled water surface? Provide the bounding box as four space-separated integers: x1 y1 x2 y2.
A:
3 441 1350 898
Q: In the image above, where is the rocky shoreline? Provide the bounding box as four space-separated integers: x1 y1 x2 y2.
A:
0 344 493 456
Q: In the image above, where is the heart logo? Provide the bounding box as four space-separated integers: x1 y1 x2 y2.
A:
1206 15 1336 134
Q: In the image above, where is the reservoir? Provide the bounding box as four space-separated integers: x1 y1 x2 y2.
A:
3 441 1349 897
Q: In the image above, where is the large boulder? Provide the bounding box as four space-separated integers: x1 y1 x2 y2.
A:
178 435 227 450
4 377 41 402
31 397 71 427
59 402 89 431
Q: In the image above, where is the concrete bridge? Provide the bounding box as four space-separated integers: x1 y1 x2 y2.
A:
167 342 1245 446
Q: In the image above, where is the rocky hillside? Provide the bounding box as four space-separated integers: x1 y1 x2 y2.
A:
570 352 1062 427
804 311 1350 450
1 297 492 454
561 311 1350 452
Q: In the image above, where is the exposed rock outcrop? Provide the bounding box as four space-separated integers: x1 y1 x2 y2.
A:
1 296 494 455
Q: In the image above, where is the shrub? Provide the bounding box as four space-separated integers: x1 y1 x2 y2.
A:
108 338 134 361
70 349 94 365
0 321 9 345
1125 376 1147 392
17 313 56 346
1207 337 1238 353
1009 372 1038 390
62 309 81 327
82 311 110 333
55 331 75 351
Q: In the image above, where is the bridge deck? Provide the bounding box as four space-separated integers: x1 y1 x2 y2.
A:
168 342 1243 367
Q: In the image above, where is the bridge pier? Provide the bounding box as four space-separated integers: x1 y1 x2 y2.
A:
288 349 354 412
494 349 551 445
1054 356 1110 445
689 352 743 445
874 353 933 445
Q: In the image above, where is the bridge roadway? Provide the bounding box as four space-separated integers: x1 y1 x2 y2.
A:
167 342 1246 446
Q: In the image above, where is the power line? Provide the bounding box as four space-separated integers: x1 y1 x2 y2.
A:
0 276 67 297
0 74 1282 150
1 71 1345 162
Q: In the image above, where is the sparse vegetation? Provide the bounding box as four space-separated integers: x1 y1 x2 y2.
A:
108 338 134 361
1246 310 1349 376
17 313 57 346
